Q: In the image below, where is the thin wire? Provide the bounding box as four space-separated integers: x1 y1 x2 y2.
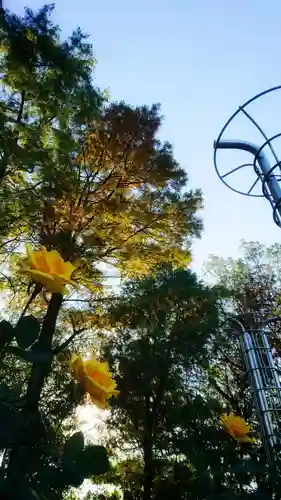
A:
247 176 260 195
214 85 281 197
240 107 280 166
221 163 254 179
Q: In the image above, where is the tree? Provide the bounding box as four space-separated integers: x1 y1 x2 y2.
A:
0 4 205 498
1 6 202 286
0 3 103 248
101 266 222 499
204 241 281 416
1 97 203 287
201 240 281 499
0 5 105 498
1 4 203 304
95 251 281 499
205 240 281 321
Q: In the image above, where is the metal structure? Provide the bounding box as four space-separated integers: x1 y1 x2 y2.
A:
214 86 281 461
214 85 281 228
226 317 281 462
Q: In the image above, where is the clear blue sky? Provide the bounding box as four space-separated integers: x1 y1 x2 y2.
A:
7 0 281 272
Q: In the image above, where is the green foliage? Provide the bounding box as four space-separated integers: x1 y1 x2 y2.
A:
63 431 85 461
0 4 205 495
62 432 110 483
0 5 111 497
99 267 225 499
15 315 41 349
3 2 281 499
80 445 110 476
1 3 202 285
0 320 14 350
86 251 281 499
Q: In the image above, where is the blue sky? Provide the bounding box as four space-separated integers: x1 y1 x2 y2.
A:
7 0 281 272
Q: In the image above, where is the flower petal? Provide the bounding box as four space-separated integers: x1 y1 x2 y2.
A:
46 250 65 275
56 274 77 287
220 411 253 443
70 354 119 410
70 354 85 380
25 243 36 267
21 246 77 293
90 394 109 410
34 251 50 273
61 261 76 280
23 269 65 293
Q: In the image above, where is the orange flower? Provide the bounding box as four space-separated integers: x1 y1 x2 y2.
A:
220 412 253 443
70 354 119 410
20 244 76 294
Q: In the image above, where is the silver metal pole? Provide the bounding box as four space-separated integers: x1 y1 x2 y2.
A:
228 317 281 461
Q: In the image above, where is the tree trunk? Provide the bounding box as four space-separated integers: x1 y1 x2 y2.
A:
25 292 63 410
143 435 154 500
6 292 63 497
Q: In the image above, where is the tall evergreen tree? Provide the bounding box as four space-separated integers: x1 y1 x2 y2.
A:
1 5 202 285
102 266 223 499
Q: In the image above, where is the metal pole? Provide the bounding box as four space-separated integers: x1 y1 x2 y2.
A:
228 317 281 461
214 139 281 225
214 94 281 461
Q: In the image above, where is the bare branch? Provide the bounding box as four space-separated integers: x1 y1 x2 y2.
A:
53 327 85 354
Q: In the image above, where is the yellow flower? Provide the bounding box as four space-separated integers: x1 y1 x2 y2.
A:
70 354 119 409
220 412 253 443
20 244 76 294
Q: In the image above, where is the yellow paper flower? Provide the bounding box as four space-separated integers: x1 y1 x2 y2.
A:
20 244 76 294
220 412 253 443
70 354 119 409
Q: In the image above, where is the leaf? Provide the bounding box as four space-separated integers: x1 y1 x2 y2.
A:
39 465 84 490
15 316 40 349
8 383 23 402
0 320 14 350
77 445 110 477
63 431 84 463
63 437 109 479
66 471 84 488
0 384 11 400
19 488 41 500
0 403 25 446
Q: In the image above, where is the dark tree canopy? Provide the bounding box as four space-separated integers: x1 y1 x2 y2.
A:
102 267 223 499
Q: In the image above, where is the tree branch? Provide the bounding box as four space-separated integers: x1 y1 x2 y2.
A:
64 296 117 303
25 293 63 410
18 285 42 322
99 214 165 259
53 327 85 354
17 91 25 125
209 376 241 413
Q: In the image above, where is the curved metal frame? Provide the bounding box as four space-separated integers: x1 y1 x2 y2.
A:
214 85 281 227
214 85 281 198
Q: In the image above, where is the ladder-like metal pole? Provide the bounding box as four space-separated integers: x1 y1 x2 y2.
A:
227 317 281 461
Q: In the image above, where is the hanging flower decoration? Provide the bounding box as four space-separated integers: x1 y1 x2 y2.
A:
70 354 119 410
220 411 254 443
20 244 76 294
